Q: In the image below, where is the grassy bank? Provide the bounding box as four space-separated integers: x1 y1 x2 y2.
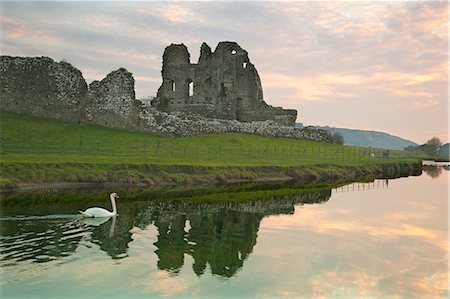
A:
0 112 423 189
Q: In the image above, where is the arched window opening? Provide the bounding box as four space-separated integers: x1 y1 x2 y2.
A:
243 62 248 69
171 80 176 92
231 49 237 55
188 81 194 97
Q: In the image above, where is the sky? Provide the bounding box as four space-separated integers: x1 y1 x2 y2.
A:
1 1 448 144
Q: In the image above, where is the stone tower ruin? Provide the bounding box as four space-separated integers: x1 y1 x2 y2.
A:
151 41 297 127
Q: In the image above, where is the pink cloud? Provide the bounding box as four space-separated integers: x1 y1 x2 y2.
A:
2 17 26 39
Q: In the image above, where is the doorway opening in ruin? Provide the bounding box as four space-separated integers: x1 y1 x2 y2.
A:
188 80 194 97
235 98 244 121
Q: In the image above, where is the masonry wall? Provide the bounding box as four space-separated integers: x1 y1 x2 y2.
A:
0 55 332 143
86 68 143 129
0 56 87 123
152 42 298 127
0 56 141 130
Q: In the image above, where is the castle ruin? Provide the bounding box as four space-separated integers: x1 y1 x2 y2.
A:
0 42 331 142
151 42 297 127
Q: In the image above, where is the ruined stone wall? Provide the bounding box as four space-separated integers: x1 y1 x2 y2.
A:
0 55 332 143
0 56 139 130
86 68 143 129
0 56 87 122
152 42 298 127
139 108 332 142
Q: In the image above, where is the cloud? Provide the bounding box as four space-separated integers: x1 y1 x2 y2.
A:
1 17 26 39
261 72 334 102
261 69 446 107
0 1 447 142
126 3 195 24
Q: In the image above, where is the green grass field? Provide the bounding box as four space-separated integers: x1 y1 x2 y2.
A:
0 112 424 185
0 112 425 166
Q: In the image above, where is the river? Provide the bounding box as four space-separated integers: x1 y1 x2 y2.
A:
0 167 448 298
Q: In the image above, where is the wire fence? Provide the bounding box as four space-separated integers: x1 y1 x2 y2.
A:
0 135 395 162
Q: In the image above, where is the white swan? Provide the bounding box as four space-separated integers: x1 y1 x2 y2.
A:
79 192 119 218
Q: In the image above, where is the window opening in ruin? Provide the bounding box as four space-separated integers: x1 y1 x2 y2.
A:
188 80 194 97
171 80 176 92
220 82 226 96
235 98 244 121
231 50 237 55
243 62 248 69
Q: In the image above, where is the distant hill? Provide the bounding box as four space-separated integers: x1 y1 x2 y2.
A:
439 143 449 157
295 124 418 150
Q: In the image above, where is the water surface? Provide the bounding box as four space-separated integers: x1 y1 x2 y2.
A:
0 170 448 298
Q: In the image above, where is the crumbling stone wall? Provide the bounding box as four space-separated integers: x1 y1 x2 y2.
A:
139 109 332 142
152 42 298 127
0 56 139 130
0 55 331 142
86 68 143 129
0 56 87 122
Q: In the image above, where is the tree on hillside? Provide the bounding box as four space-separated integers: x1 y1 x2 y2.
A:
332 132 344 145
426 137 442 148
420 137 442 156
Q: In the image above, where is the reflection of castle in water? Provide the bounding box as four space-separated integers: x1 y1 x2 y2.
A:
134 190 331 277
0 189 331 277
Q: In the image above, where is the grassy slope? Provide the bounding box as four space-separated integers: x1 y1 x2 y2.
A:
0 112 424 186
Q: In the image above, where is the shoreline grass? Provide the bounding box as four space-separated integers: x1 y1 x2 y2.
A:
0 112 423 189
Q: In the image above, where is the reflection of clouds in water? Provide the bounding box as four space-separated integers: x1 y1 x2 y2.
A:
138 271 189 297
1 174 447 298
258 174 448 298
254 227 447 298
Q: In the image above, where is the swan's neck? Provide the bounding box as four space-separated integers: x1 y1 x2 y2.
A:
110 195 117 215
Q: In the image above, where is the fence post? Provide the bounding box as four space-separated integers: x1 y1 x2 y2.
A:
155 142 160 157
144 140 147 156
